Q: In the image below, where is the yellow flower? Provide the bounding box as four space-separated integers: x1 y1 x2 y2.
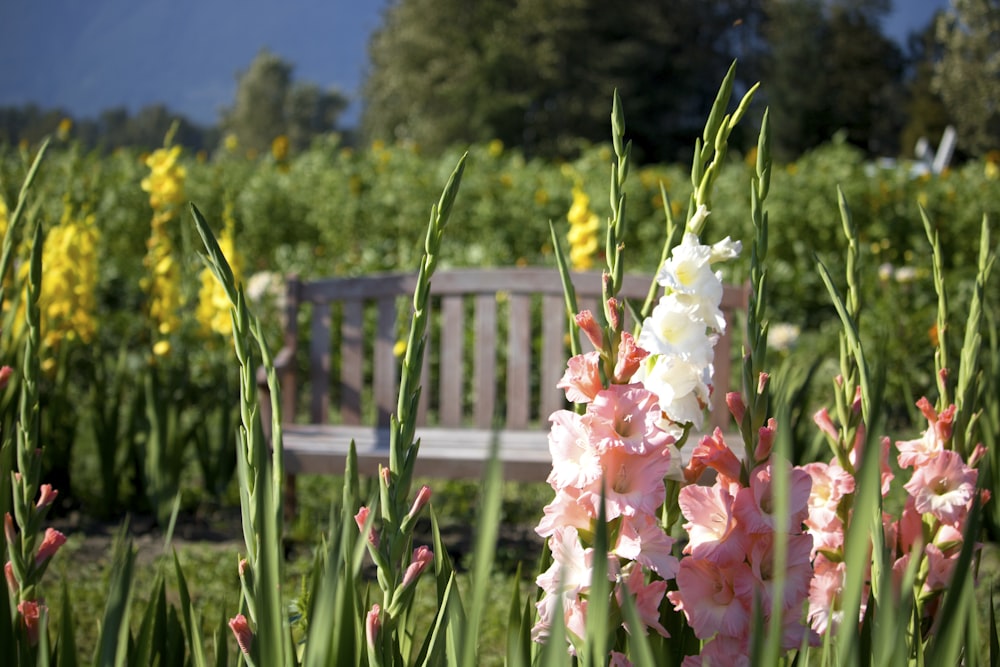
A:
224 134 239 152
57 118 73 141
196 202 244 337
141 146 186 210
153 340 172 356
487 139 504 157
566 186 601 271
393 340 407 357
271 135 289 162
534 188 549 205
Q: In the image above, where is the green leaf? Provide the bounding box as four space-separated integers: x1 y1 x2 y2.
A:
172 551 208 667
92 523 135 667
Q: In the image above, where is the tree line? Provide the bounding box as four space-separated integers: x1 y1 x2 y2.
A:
2 0 996 162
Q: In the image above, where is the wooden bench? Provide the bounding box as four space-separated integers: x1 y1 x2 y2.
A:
260 268 748 497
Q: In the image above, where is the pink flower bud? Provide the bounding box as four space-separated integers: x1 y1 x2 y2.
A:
756 418 777 460
35 528 66 566
5 561 17 594
606 298 621 331
575 310 604 351
17 600 44 646
238 558 249 577
852 386 862 414
813 408 839 442
407 485 432 520
366 603 381 648
613 332 648 383
401 545 434 588
228 614 253 656
969 443 987 468
0 365 13 390
354 506 378 547
4 513 16 548
35 484 58 509
380 466 392 487
726 392 746 425
757 372 769 395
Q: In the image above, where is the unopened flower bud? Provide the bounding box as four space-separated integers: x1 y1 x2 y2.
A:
852 386 862 414
969 443 987 468
366 603 381 648
354 506 379 547
0 366 12 390
613 332 647 383
575 310 604 351
757 372 769 395
401 545 434 588
407 485 432 521
606 298 621 331
726 392 746 425
238 558 249 578
813 408 839 442
756 418 776 460
35 528 66 566
35 484 58 509
228 614 253 656
4 513 16 548
4 561 16 594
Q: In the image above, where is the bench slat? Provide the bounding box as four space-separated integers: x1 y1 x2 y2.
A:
374 297 397 426
341 299 364 424
474 294 497 427
309 301 331 423
507 293 532 428
540 294 566 420
439 295 464 425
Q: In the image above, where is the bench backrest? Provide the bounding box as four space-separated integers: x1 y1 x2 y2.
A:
278 268 748 433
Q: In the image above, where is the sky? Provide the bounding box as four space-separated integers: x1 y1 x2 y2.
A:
0 0 948 129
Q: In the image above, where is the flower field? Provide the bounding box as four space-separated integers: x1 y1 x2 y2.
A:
2 69 1000 665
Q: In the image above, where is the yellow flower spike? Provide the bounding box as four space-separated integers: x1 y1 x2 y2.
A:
153 340 172 356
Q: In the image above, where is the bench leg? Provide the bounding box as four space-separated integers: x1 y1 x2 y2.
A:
283 474 298 524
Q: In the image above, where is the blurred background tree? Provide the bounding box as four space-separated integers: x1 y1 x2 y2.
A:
932 0 1000 155
220 49 348 154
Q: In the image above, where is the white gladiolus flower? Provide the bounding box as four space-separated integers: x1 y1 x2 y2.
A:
638 293 715 365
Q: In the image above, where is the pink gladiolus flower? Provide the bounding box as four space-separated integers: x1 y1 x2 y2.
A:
618 565 670 638
575 310 604 351
733 464 811 535
401 545 433 587
18 600 44 646
807 561 846 635
229 614 252 656
615 513 679 579
685 634 751 667
668 557 751 639
740 532 814 613
579 441 672 520
546 410 602 490
35 528 66 566
802 461 854 531
35 484 58 509
678 484 748 566
366 603 381 648
557 351 603 403
606 298 621 331
536 486 593 538
686 429 742 486
904 449 977 525
585 384 671 455
923 543 959 592
610 651 633 667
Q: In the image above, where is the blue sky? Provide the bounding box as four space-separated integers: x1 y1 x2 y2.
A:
0 0 947 128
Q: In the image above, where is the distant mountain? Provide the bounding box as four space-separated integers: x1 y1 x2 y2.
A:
0 0 944 128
